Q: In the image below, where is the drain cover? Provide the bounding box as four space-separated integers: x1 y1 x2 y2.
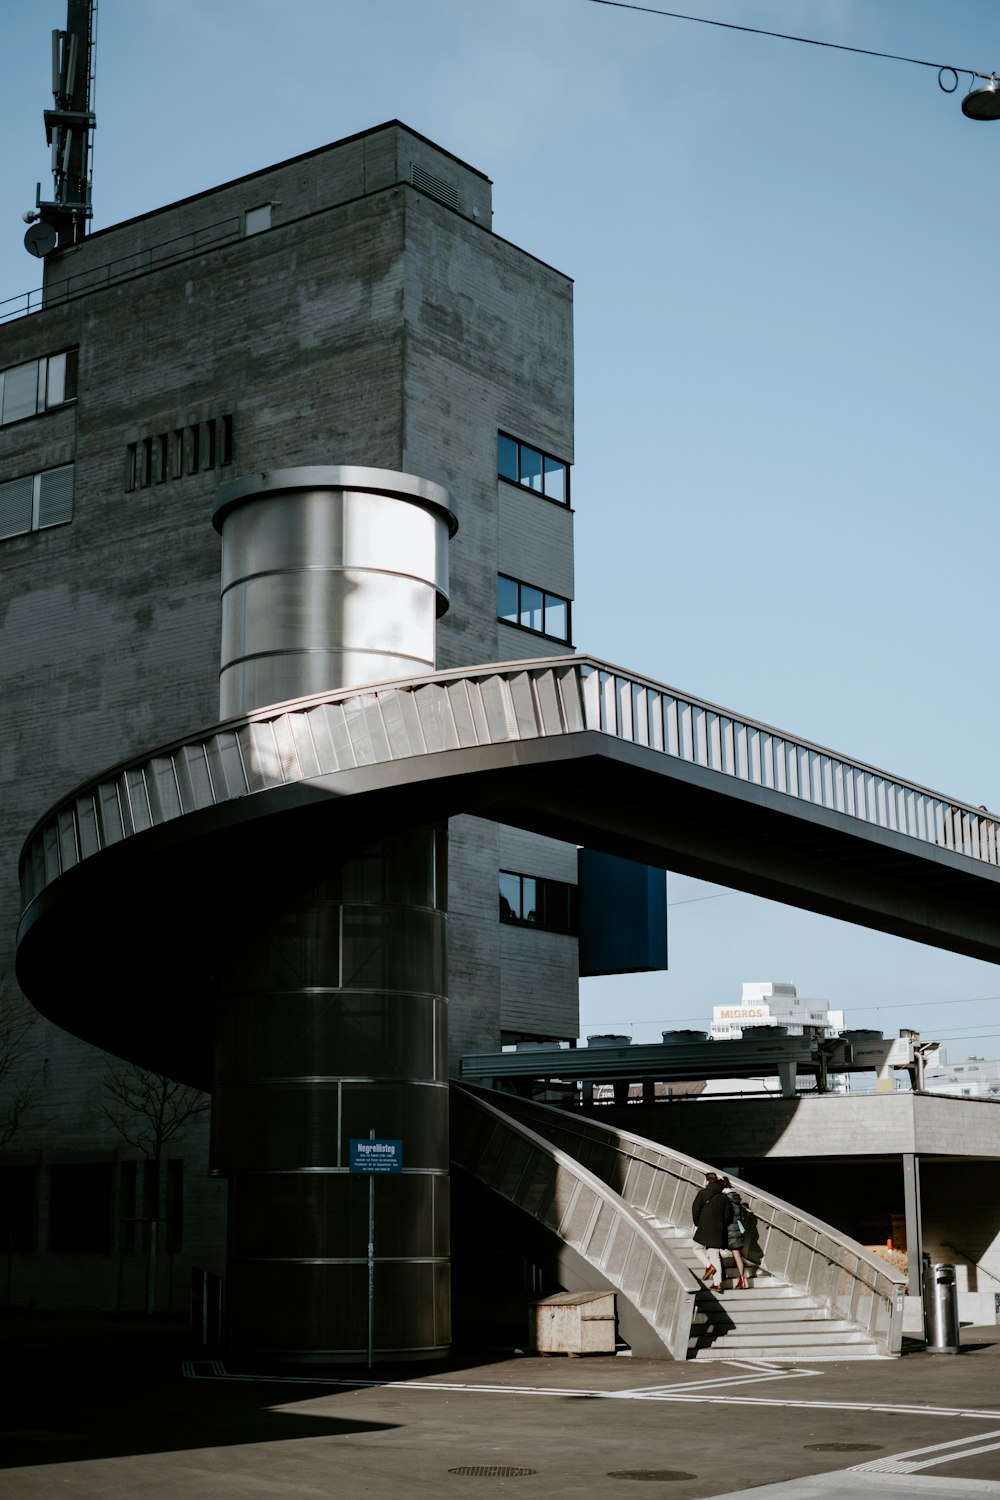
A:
606 1472 696 1482
804 1443 884 1453
448 1466 537 1478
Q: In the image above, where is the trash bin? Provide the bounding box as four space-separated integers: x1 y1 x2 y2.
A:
923 1261 960 1354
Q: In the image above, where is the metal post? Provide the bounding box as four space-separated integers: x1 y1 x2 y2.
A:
367 1126 375 1371
903 1153 923 1295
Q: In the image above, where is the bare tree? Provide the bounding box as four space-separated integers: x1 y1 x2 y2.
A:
0 975 40 1151
98 1062 210 1313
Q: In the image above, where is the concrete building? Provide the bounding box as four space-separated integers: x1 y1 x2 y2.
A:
6 15 1000 1360
0 120 594 1328
711 981 844 1040
924 1053 1000 1100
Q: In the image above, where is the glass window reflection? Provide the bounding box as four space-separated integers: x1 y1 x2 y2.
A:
543 594 568 641
497 432 570 506
543 456 566 503
497 434 518 482
497 574 518 622
499 871 521 920
520 446 543 493
520 585 543 632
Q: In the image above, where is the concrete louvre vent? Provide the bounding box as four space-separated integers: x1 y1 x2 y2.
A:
447 1466 537 1478
411 163 459 209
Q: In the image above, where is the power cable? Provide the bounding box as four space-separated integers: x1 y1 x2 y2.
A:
582 0 995 87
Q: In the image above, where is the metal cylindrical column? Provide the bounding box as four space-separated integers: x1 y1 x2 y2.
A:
213 466 457 717
212 824 449 1361
208 463 456 1360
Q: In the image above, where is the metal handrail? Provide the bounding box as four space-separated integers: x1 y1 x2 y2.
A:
450 1084 698 1358
19 655 1000 912
471 1087 906 1355
0 215 242 325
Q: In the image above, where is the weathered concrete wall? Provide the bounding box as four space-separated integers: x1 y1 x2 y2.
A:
0 123 576 1305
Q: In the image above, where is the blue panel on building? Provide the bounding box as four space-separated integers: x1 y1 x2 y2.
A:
577 850 667 977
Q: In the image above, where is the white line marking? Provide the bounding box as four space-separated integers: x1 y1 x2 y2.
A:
621 1370 819 1395
849 1428 1000 1475
180 1365 1000 1425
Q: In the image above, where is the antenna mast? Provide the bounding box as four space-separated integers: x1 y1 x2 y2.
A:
28 0 97 253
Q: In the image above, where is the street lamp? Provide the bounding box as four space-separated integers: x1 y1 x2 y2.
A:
961 75 1000 120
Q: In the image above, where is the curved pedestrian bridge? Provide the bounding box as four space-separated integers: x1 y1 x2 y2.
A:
19 655 1000 1074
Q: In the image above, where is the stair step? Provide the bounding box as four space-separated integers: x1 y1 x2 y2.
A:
695 1344 890 1362
696 1308 831 1326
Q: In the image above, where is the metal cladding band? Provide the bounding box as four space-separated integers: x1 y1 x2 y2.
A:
214 825 450 1361
212 467 458 718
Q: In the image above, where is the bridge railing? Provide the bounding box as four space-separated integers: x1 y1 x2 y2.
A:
468 1087 906 1355
451 1084 698 1358
19 655 1000 912
576 660 1000 868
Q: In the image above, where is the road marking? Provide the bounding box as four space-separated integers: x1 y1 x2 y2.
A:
620 1369 820 1395
850 1428 1000 1475
180 1364 1000 1425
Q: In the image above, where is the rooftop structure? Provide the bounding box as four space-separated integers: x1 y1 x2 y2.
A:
711 981 845 1040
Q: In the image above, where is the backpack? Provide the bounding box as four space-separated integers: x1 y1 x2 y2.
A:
728 1193 746 1235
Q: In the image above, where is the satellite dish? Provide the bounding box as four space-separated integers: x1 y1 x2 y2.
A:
24 220 57 257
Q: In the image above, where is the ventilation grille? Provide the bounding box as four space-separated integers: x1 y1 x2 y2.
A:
410 163 459 211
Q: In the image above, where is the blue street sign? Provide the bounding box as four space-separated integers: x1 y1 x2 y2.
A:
349 1138 403 1174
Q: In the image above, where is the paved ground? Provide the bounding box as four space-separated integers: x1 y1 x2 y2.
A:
2 1315 1000 1497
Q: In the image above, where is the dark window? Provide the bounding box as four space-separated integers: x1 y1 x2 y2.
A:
0 1165 37 1252
205 420 217 470
496 574 571 643
140 436 153 487
120 1160 139 1253
125 443 137 492
157 433 169 483
48 1163 114 1252
497 432 569 506
221 413 233 465
187 424 200 475
0 463 74 540
166 1159 183 1252
0 348 79 426
498 433 518 483
172 429 184 480
499 871 577 934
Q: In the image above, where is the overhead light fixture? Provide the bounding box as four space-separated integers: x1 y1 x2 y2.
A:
962 74 1000 120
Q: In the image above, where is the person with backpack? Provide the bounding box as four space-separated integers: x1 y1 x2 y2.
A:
691 1172 732 1292
720 1174 749 1289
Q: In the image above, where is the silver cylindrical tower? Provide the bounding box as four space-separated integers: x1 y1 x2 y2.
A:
213 466 457 717
210 464 457 1361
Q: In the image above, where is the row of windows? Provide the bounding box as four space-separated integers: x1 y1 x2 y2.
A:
126 414 233 490
498 432 569 505
500 871 578 934
0 462 74 542
0 1159 184 1255
0 348 78 427
497 573 571 643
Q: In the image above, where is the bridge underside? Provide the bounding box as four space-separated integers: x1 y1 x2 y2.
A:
17 728 1000 1089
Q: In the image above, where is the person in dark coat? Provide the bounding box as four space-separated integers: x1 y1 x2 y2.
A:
691 1172 732 1292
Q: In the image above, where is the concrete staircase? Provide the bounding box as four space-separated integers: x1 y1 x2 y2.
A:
640 1219 894 1360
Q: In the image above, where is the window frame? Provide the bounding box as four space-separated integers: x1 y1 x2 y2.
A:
497 573 572 644
499 869 578 935
0 348 78 428
497 430 570 507
0 462 74 541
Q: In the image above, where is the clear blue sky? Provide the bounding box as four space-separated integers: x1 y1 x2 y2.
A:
3 1 1000 1056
